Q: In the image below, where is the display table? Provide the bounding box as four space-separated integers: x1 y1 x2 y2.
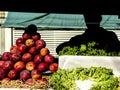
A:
59 55 120 77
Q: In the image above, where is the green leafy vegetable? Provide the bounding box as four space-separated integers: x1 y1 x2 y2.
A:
59 41 120 56
49 67 118 90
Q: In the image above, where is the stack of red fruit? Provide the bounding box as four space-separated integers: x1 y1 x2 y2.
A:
0 24 58 85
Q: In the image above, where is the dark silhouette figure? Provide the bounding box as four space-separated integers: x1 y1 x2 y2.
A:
56 13 120 54
24 24 37 34
23 24 41 38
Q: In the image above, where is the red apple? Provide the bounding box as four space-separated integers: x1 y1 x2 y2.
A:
17 44 27 54
37 62 49 72
11 52 21 62
25 39 34 47
25 78 34 85
0 68 6 79
44 54 55 64
2 78 11 83
8 69 18 79
2 52 12 61
22 53 32 63
16 37 25 45
2 60 14 70
31 69 42 79
0 60 5 68
40 48 49 57
20 70 31 80
22 33 30 40
35 39 46 49
14 61 25 71
32 33 41 41
26 61 36 71
10 45 18 54
33 54 43 64
49 63 58 72
28 46 38 54
37 77 48 84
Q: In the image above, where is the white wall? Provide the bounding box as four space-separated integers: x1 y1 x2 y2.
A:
4 28 12 52
0 27 5 54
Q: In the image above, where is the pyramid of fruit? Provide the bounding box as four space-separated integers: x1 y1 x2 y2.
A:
0 24 58 88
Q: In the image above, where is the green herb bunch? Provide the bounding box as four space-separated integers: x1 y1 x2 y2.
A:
49 67 118 90
59 41 120 56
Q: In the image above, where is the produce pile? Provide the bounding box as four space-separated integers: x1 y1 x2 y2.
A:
59 41 120 56
50 66 119 90
56 41 120 89
0 24 58 89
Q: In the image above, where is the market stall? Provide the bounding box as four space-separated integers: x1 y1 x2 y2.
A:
1 11 120 90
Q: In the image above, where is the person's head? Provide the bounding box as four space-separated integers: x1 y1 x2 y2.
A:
25 24 37 33
84 13 102 29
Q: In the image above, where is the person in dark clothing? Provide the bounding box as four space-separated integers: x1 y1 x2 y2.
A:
24 24 37 34
56 13 120 54
22 24 41 39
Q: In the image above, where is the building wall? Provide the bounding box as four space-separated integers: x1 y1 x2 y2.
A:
0 11 6 54
0 27 5 54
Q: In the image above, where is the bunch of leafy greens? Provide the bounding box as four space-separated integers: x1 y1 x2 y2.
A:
49 66 118 90
59 41 120 56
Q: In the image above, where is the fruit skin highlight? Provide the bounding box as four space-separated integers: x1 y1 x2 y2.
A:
0 68 6 79
36 39 46 49
0 60 5 68
31 69 42 79
10 45 18 54
44 54 55 64
32 33 41 41
34 54 43 64
22 33 30 40
11 52 21 62
17 44 27 54
14 61 25 72
49 63 58 72
16 37 25 46
25 39 34 47
2 60 14 70
40 48 49 56
20 70 31 80
28 46 38 54
8 69 18 79
2 52 12 61
37 62 49 72
26 61 36 71
22 53 32 63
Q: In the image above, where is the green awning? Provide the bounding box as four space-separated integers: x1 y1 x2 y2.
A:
2 11 120 29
